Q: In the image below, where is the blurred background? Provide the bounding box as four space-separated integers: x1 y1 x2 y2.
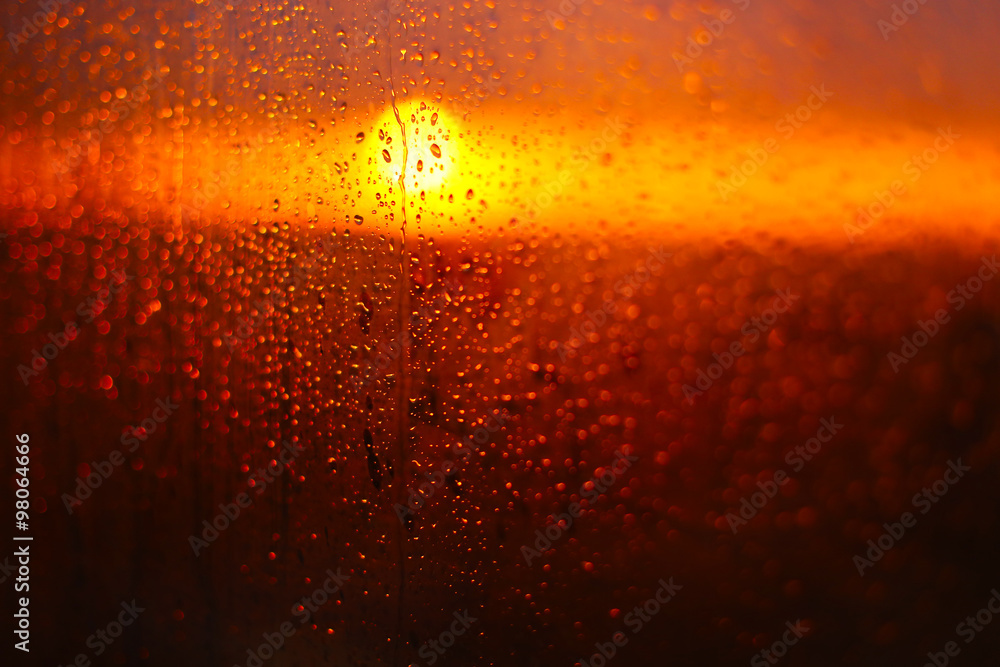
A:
2 0 1000 665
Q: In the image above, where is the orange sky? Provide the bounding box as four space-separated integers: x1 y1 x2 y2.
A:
2 0 999 243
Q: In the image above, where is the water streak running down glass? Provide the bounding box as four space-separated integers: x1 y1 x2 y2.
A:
2 0 1000 665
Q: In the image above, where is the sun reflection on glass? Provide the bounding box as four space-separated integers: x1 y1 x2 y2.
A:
377 99 456 193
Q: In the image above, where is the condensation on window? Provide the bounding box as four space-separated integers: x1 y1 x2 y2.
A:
2 0 1000 665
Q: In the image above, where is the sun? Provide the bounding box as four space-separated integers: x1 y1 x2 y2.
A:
376 99 456 193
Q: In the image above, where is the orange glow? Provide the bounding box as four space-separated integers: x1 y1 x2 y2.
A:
4 105 999 245
375 99 458 194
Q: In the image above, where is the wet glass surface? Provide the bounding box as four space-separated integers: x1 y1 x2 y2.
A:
2 1 1000 665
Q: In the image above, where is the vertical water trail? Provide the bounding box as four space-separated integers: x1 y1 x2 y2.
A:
384 2 409 664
